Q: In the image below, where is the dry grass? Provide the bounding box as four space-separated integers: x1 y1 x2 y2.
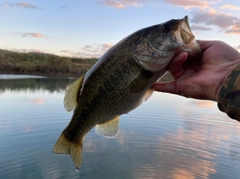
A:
0 49 176 82
0 49 97 77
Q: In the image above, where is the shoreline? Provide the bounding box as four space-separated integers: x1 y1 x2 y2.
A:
0 71 174 82
0 71 81 78
0 49 174 81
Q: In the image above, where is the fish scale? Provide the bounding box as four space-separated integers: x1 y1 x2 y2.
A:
53 16 202 169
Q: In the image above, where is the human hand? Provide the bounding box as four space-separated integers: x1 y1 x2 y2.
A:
153 40 240 101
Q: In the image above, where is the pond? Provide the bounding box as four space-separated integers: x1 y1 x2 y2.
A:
0 75 240 179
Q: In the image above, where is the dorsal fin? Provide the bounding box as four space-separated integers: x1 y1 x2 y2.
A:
64 76 84 112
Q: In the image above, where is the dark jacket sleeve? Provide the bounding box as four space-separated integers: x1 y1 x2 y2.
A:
218 65 240 122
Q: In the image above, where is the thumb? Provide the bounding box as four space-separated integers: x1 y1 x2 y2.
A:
153 81 179 95
178 76 213 100
178 81 196 98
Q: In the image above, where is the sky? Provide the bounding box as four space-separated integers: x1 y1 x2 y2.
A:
0 0 240 58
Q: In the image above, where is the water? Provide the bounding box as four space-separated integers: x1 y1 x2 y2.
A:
0 75 240 179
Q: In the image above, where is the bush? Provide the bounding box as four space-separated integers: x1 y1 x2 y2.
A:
0 49 97 77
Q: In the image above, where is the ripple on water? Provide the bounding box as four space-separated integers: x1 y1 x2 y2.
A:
1 78 240 179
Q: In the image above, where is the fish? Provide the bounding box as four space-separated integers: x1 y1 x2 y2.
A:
53 16 202 169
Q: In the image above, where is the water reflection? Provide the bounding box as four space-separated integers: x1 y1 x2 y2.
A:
0 76 240 179
187 100 215 109
0 75 75 93
159 123 217 178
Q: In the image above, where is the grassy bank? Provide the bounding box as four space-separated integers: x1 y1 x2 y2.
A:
0 49 174 81
0 49 98 77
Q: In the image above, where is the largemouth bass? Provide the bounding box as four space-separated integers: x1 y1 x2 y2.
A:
53 16 201 169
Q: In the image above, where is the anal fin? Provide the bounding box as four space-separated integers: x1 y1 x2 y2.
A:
95 116 120 137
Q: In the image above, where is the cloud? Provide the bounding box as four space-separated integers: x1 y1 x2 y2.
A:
19 32 44 38
81 43 113 55
60 43 114 58
60 5 67 9
1 2 40 9
60 50 72 53
102 43 113 48
99 0 146 8
83 45 92 49
12 48 44 53
0 2 10 8
191 24 212 31
225 28 240 35
220 4 240 10
235 45 240 50
191 10 237 28
225 19 240 35
225 27 240 36
163 0 222 10
15 2 40 9
30 49 44 53
190 9 240 34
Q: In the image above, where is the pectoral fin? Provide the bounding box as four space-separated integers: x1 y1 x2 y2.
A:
64 76 84 112
143 88 154 101
95 116 120 137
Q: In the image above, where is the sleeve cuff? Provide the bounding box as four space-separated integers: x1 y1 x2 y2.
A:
217 64 240 122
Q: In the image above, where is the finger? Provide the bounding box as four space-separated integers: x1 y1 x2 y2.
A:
197 40 213 51
169 52 188 79
169 52 188 71
153 81 179 95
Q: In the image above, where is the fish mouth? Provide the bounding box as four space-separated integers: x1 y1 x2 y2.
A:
174 16 201 56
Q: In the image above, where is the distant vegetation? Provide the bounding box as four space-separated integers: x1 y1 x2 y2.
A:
0 49 98 77
0 49 174 81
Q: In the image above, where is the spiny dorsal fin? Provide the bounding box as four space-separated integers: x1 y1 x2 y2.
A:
95 116 120 137
64 76 84 112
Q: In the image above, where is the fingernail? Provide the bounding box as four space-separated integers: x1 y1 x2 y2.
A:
178 53 184 59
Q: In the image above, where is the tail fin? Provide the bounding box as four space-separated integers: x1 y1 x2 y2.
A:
53 133 83 169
